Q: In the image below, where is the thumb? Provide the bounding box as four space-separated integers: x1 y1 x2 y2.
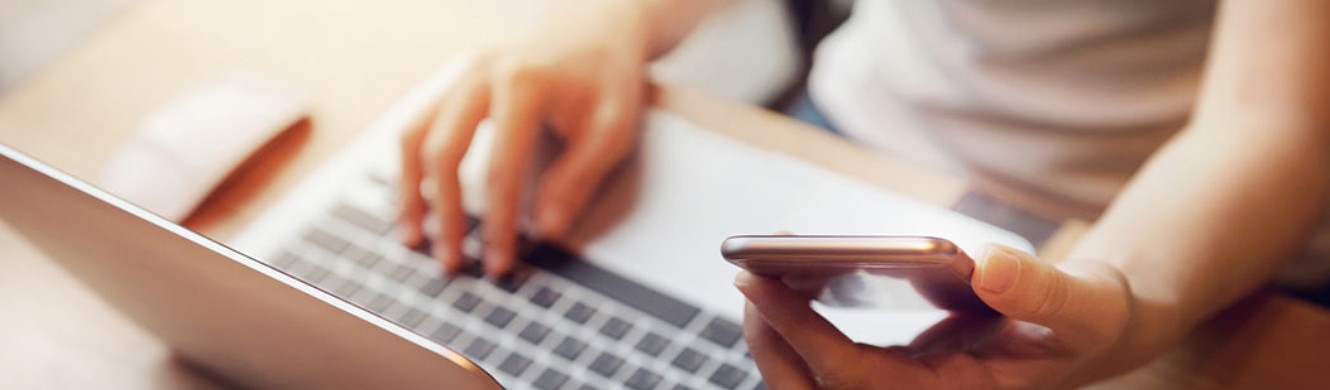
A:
972 244 1130 350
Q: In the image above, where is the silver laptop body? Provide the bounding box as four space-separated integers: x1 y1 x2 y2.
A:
0 143 500 389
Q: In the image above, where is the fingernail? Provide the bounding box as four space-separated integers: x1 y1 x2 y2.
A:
485 264 510 280
978 247 1019 294
432 242 455 264
734 271 753 288
733 271 761 304
484 251 510 277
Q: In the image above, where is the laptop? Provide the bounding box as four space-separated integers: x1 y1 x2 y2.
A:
0 60 1033 390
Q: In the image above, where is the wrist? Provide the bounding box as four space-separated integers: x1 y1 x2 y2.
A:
1062 257 1190 377
633 0 735 58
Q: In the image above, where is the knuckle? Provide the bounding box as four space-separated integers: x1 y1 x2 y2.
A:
1084 271 1134 347
1029 271 1071 321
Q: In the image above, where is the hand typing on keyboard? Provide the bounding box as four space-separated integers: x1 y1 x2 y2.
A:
395 1 657 278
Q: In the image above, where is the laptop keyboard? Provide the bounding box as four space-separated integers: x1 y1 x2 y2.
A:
264 174 764 390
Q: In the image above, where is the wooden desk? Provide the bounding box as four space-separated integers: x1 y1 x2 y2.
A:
2 0 1328 388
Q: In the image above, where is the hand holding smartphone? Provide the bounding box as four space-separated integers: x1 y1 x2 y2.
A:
721 235 995 313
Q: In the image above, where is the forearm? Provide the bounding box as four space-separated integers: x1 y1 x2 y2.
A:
1066 120 1328 364
1060 0 1330 369
551 0 736 60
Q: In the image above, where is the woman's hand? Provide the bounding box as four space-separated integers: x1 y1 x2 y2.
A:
397 0 652 277
737 244 1139 389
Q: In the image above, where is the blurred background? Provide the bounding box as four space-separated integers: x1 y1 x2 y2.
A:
0 0 135 92
0 0 851 108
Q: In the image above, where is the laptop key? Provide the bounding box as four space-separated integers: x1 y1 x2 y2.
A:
699 317 744 348
331 202 394 235
418 278 446 297
553 336 588 361
368 293 395 312
272 252 301 268
429 322 462 344
529 286 561 308
453 292 482 313
564 302 596 324
343 240 380 266
598 316 633 340
457 261 485 278
318 274 346 291
352 252 382 269
349 289 376 307
399 308 427 328
671 347 708 373
464 338 497 361
303 227 349 253
484 306 517 329
634 332 670 357
498 352 533 376
284 257 313 275
709 363 749 389
534 368 569 390
624 368 663 390
490 275 525 293
589 352 625 377
389 263 415 282
519 322 552 345
334 280 362 297
305 264 331 283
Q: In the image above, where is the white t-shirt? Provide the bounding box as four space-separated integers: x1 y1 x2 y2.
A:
808 0 1330 288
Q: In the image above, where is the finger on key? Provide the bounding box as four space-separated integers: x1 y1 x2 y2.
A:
483 64 545 278
397 106 435 248
421 76 490 274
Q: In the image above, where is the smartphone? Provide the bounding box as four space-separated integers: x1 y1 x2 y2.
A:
721 235 994 313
